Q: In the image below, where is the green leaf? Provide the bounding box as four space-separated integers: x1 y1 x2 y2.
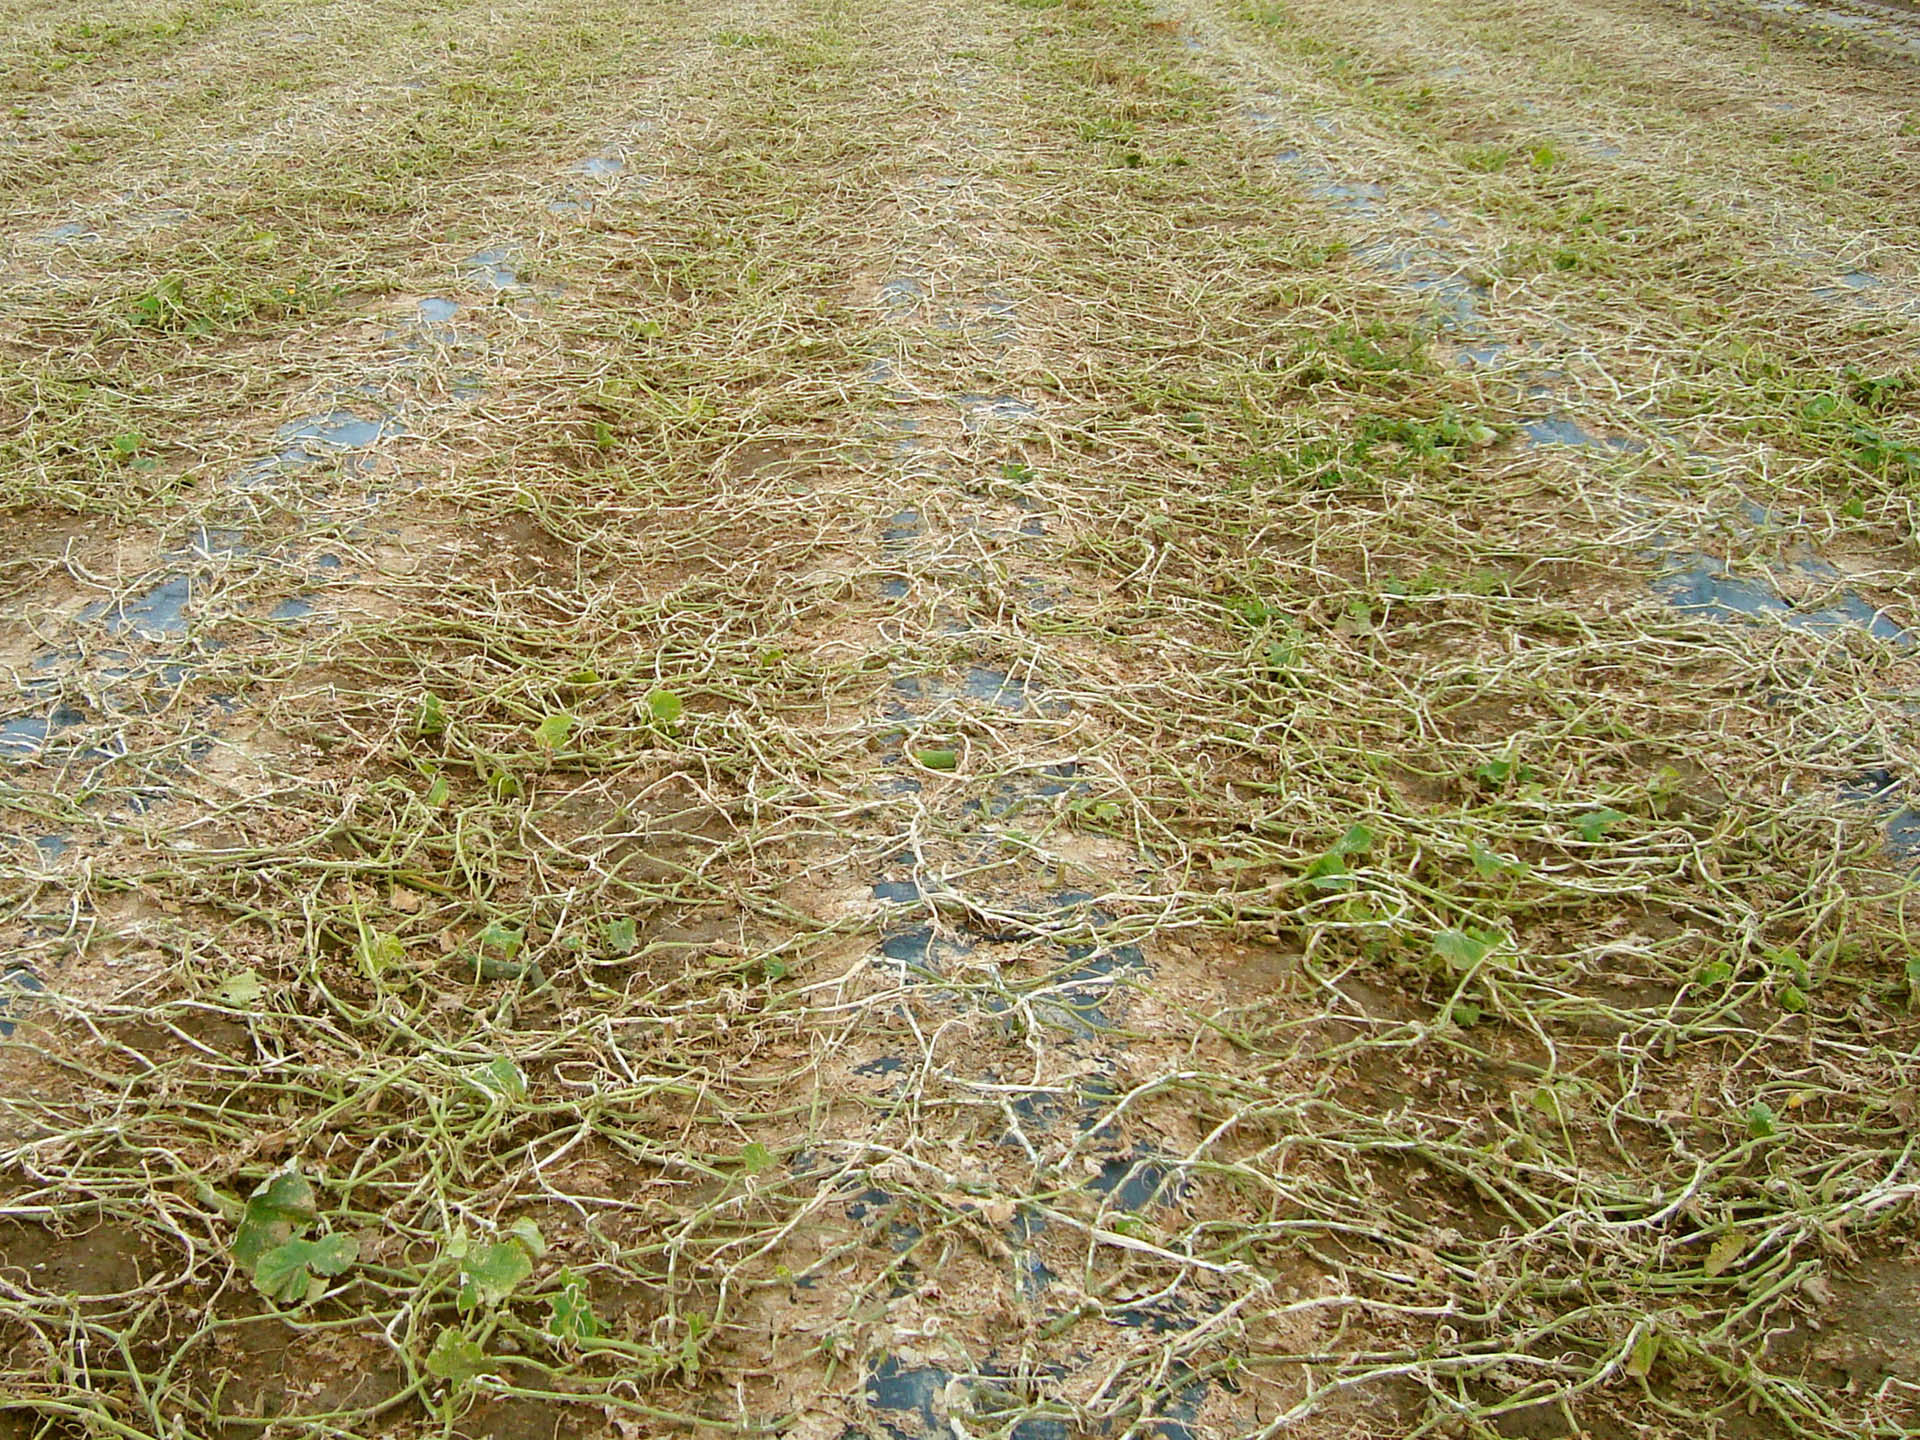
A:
602 917 638 954
1334 598 1374 636
464 1057 527 1103
1433 928 1495 974
1331 823 1374 855
677 1310 710 1382
213 970 264 1006
1468 840 1508 878
1748 1101 1779 1139
1573 808 1630 843
1703 1231 1747 1278
1449 999 1483 1028
1771 948 1809 985
915 748 958 771
645 689 683 726
457 1239 534 1312
357 931 405 975
464 955 548 987
425 773 450 808
1302 853 1351 891
1473 756 1540 789
1303 823 1374 892
1224 594 1271 628
252 1232 358 1304
232 1168 316 1268
1625 1327 1659 1379
425 1327 491 1384
1906 954 1920 1002
548 1270 604 1344
477 923 523 961
1777 983 1808 1014
741 1141 772 1174
507 1218 547 1259
1696 960 1734 986
307 1232 359 1275
416 693 447 736
533 712 577 749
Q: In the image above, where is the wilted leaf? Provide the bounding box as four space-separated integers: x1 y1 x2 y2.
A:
425 1328 491 1383
1573 808 1630 843
1434 928 1495 973
252 1232 358 1304
1625 1327 1659 1378
1303 823 1374 892
457 1239 534 1311
1704 1231 1747 1278
232 1168 316 1268
477 923 522 961
1771 948 1809 985
602 917 638 954
1332 823 1374 855
678 1310 710 1382
533 712 577 749
1474 756 1540 788
548 1270 604 1344
357 931 405 975
213 970 264 1006
1468 840 1509 878
507 1217 547 1259
464 1057 527 1103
